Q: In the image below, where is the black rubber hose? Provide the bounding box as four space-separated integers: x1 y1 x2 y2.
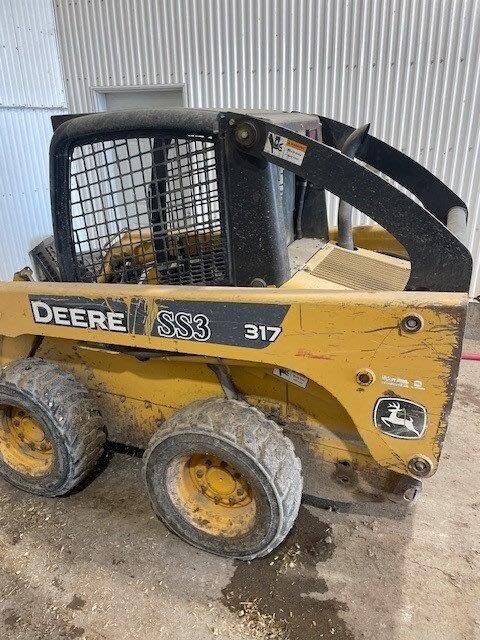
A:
295 178 308 238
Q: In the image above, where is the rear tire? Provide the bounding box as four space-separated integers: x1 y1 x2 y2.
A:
143 398 302 559
0 357 106 496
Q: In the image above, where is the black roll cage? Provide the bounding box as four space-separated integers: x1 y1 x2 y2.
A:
49 109 472 293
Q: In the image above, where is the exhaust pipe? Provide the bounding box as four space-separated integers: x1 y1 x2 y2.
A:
337 123 370 251
446 205 468 246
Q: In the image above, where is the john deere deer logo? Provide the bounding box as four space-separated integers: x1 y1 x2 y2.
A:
374 397 427 439
382 401 417 434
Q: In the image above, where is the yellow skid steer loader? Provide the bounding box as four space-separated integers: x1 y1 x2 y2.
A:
0 109 471 559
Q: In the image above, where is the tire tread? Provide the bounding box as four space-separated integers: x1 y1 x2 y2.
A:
0 357 105 495
143 397 302 559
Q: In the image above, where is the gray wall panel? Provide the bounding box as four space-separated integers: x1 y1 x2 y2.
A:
53 0 480 294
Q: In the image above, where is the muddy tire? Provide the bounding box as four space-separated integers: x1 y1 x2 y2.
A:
143 398 302 559
0 357 106 496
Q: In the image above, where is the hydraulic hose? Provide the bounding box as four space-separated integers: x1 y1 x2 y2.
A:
461 352 480 361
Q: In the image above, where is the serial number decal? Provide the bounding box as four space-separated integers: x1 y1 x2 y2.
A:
381 375 425 391
29 296 290 349
244 323 282 342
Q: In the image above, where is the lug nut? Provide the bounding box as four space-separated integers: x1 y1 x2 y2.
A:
196 469 204 478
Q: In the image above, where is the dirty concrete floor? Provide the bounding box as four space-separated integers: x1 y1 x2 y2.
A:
1 357 480 640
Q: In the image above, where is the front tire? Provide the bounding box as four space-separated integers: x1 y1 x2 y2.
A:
0 357 106 496
143 398 302 559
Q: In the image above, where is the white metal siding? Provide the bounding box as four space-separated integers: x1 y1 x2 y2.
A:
54 0 480 294
0 0 67 280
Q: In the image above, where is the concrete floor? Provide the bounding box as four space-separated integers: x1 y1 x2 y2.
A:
1 356 479 640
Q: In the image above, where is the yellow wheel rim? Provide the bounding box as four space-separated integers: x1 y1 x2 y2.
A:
0 406 54 475
168 453 256 537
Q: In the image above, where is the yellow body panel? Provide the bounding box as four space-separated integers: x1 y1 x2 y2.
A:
0 275 466 480
329 225 409 258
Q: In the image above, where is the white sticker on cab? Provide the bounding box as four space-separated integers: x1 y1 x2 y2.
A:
264 132 307 166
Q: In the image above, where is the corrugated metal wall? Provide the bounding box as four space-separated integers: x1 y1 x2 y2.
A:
53 0 480 294
0 0 67 280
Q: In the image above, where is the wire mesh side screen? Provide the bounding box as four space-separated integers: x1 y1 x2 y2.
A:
69 134 229 285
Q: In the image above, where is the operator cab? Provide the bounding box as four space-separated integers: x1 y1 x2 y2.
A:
32 108 470 295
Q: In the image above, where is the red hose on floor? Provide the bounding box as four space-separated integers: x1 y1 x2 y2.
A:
462 352 480 360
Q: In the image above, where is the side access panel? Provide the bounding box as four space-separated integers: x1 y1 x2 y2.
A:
0 281 467 478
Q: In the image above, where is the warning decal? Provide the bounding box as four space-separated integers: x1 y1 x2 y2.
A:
272 367 308 388
264 132 307 166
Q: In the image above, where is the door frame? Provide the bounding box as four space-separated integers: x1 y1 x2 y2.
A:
90 83 187 112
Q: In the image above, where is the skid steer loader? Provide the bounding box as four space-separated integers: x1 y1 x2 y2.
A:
0 109 472 559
